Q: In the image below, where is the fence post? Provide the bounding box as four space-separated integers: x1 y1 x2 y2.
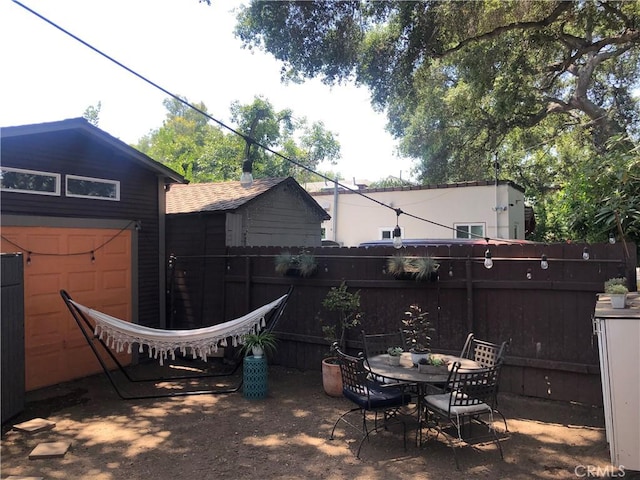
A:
465 257 474 334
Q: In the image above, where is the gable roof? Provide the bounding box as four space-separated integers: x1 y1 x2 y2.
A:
166 176 331 220
1 118 186 184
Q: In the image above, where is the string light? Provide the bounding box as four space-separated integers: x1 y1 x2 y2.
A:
582 247 590 260
392 209 403 249
26 251 32 266
526 268 533 280
484 249 493 269
448 265 454 277
540 254 549 270
91 251 96 263
240 159 253 188
609 233 616 244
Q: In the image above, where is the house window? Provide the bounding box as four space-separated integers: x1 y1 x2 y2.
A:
454 223 484 239
66 175 120 201
0 167 61 196
379 227 402 240
321 227 326 239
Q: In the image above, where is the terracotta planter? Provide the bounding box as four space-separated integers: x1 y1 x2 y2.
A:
322 357 343 397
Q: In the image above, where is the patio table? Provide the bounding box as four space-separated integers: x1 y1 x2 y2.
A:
366 352 481 444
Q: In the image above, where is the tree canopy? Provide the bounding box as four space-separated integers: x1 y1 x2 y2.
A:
135 95 341 184
235 1 640 246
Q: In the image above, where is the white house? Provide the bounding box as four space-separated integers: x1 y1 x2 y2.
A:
310 180 528 246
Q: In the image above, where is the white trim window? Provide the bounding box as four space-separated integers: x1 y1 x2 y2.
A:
0 166 61 196
454 223 485 239
66 175 120 201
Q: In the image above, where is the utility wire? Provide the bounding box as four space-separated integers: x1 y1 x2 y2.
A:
13 0 522 244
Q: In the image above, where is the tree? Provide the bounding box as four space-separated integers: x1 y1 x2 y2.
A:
83 102 101 126
135 95 341 184
235 1 640 244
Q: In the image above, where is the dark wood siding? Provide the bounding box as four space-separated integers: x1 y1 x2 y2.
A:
1 130 163 327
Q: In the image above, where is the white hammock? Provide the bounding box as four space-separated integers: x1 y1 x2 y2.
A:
70 294 288 366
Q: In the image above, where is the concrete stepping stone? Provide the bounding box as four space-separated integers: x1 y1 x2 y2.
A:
28 441 71 459
13 418 56 434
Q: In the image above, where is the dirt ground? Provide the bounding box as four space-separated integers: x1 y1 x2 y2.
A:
1 359 635 480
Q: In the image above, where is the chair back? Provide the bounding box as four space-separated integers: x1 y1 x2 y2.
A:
460 333 507 368
333 343 369 398
447 361 502 409
361 329 406 358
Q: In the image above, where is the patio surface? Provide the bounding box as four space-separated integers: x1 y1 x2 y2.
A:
0 361 630 480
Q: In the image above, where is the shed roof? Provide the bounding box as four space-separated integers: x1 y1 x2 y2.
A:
166 176 331 219
1 118 186 184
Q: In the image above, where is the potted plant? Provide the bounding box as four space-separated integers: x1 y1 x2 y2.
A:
240 330 278 359
417 355 448 374
604 277 628 309
319 281 364 396
401 304 435 365
387 255 440 281
387 346 403 366
274 251 317 277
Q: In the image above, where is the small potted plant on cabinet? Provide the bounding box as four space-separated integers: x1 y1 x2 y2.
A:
241 330 278 359
401 304 435 365
319 281 363 396
386 346 404 366
604 277 628 309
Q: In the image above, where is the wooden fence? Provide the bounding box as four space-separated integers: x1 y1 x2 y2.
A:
168 241 637 406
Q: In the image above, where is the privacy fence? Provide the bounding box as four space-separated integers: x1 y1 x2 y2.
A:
167 242 637 406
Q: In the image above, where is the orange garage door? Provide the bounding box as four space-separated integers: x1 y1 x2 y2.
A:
1 225 132 391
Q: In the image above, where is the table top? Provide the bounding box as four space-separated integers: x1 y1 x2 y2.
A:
366 352 479 384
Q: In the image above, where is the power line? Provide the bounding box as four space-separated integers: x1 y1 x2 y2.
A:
12 0 522 244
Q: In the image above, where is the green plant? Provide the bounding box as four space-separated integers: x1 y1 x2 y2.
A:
319 281 363 353
240 330 278 357
401 304 434 354
604 277 628 294
418 356 444 367
387 346 403 356
274 251 317 277
386 255 440 280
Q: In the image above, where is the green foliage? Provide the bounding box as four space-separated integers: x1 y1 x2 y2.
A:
604 277 628 294
135 95 341 184
386 255 440 281
82 102 101 126
235 1 640 245
240 330 278 357
319 281 363 352
401 304 434 353
274 251 317 277
387 346 403 356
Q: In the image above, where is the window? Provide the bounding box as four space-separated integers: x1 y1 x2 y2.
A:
66 175 120 201
379 227 402 240
0 167 60 196
321 227 326 239
454 223 485 239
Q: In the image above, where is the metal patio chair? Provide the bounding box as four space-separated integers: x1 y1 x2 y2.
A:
329 343 411 458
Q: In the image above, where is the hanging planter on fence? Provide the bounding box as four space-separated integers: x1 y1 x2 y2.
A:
386 255 440 281
274 251 318 278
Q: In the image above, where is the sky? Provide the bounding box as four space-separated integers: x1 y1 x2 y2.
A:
1 0 414 182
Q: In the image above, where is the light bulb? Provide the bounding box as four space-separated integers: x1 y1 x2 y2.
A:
392 226 403 249
240 171 253 188
582 247 590 260
540 254 549 270
609 233 616 244
526 268 532 280
484 249 493 269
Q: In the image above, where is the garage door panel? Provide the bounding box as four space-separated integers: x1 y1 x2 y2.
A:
68 271 98 293
1 225 132 391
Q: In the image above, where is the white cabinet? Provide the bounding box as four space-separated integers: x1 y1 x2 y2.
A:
593 293 640 471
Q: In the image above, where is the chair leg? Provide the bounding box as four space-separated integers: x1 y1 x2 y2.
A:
329 406 362 440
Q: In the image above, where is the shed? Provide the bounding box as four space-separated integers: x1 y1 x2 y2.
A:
0 118 185 390
165 177 329 329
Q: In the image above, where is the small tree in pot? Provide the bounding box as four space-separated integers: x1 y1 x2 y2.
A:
401 304 435 365
319 281 363 396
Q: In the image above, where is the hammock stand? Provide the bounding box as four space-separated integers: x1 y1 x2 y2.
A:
60 286 293 400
